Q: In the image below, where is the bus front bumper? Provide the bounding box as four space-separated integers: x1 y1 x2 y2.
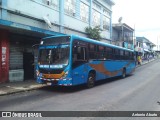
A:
37 77 73 86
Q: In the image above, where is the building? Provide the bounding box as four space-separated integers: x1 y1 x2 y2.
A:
153 37 160 55
134 38 143 57
136 37 155 60
0 0 115 83
112 23 134 50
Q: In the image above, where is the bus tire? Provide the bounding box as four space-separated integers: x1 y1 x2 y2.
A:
122 68 126 78
86 72 95 88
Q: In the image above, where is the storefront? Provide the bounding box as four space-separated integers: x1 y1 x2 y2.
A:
0 29 41 83
143 49 151 60
9 33 40 82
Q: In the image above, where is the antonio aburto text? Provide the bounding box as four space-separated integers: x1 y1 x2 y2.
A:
132 112 158 117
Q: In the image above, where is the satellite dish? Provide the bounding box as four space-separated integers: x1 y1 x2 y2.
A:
118 17 123 23
43 15 52 28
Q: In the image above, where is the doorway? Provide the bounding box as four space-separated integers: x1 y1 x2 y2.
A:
23 52 34 80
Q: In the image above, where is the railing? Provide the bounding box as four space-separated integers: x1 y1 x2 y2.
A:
112 36 133 43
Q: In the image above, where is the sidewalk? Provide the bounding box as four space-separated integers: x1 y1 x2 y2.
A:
0 80 47 96
136 58 155 67
0 58 157 96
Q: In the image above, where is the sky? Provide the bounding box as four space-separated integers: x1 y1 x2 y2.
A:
112 0 160 44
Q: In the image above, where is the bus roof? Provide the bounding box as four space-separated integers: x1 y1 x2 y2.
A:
42 35 134 52
42 35 69 40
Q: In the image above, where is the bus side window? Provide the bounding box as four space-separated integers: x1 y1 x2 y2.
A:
73 46 77 61
106 47 112 60
76 46 81 60
73 54 77 62
124 51 129 60
115 49 120 60
76 46 86 60
88 44 96 60
73 45 86 59
97 45 105 60
72 45 87 68
120 50 124 60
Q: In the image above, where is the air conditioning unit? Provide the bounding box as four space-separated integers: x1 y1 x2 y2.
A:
9 69 24 82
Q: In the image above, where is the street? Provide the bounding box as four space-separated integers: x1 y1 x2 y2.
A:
0 60 160 120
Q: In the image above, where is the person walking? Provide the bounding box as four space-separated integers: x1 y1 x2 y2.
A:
137 55 142 65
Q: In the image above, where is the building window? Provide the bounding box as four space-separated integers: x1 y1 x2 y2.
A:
103 16 110 31
42 0 59 10
93 2 101 10
92 9 100 27
52 0 59 10
103 9 110 16
80 2 89 22
47 0 50 5
136 42 138 46
64 0 76 17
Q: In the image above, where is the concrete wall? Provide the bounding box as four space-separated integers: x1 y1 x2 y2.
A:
64 15 89 32
7 0 60 33
7 0 60 22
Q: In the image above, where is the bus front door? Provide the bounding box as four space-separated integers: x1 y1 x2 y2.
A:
72 46 88 85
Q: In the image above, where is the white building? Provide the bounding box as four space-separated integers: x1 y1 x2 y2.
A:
136 37 155 60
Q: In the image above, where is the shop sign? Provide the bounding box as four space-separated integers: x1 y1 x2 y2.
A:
2 47 7 66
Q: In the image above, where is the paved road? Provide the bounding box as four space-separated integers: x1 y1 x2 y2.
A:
0 60 160 120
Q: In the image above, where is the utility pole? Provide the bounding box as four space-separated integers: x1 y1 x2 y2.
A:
157 35 160 51
133 24 136 50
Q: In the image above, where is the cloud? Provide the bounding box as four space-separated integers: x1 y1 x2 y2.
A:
112 0 160 43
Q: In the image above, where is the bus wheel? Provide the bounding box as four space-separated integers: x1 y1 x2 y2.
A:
122 68 126 78
87 72 95 88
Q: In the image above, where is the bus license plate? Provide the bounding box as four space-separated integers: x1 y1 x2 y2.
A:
46 82 52 86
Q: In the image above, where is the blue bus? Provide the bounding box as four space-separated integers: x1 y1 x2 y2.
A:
36 35 136 88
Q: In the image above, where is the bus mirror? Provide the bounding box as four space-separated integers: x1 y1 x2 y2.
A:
32 44 39 57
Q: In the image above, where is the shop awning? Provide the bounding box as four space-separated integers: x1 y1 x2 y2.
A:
144 49 151 52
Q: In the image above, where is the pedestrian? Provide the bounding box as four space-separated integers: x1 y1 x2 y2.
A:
137 55 141 65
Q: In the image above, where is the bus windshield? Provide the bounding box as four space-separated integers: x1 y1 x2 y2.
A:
38 46 70 66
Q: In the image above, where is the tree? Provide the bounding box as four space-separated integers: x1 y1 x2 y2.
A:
85 26 101 41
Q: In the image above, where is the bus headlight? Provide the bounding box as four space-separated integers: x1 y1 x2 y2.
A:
62 71 69 78
36 70 40 76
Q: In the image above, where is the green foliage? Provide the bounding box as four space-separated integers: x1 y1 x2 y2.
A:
85 26 101 41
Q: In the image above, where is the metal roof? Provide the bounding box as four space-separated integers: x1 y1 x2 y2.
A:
112 23 134 32
136 37 156 46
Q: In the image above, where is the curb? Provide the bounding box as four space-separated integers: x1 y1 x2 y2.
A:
0 84 47 96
